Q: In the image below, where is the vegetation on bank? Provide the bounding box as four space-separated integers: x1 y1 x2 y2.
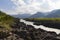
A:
25 18 60 22
0 11 16 30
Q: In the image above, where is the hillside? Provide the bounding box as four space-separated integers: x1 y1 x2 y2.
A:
0 11 18 30
46 9 60 18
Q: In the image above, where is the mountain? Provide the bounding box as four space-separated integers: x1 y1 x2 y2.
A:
46 9 60 18
12 14 31 18
11 9 60 18
30 12 46 18
30 9 60 18
12 9 60 18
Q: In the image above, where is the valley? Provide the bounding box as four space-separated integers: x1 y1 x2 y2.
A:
0 11 60 40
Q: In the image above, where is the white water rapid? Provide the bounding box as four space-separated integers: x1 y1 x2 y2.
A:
20 19 60 34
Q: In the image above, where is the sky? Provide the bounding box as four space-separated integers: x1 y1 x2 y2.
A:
0 0 60 15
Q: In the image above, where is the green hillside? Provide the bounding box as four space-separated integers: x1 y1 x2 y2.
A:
0 11 16 30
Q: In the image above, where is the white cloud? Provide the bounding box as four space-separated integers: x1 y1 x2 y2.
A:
10 0 60 14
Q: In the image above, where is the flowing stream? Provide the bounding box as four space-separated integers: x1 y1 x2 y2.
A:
20 19 60 34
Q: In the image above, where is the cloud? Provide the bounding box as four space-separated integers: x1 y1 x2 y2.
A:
0 8 17 15
47 0 60 10
10 0 60 14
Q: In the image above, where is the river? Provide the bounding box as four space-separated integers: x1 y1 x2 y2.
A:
20 19 60 34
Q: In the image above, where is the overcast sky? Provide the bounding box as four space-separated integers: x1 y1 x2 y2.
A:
0 0 60 15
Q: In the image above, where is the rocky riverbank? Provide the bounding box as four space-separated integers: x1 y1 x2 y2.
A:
0 19 60 40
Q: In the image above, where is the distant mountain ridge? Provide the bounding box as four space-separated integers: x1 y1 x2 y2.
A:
30 9 60 18
45 9 60 18
12 9 60 18
13 14 31 18
30 12 45 18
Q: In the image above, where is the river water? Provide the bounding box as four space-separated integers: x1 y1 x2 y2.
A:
20 19 60 34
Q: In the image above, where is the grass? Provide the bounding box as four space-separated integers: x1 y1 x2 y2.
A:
26 18 60 22
0 11 15 31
